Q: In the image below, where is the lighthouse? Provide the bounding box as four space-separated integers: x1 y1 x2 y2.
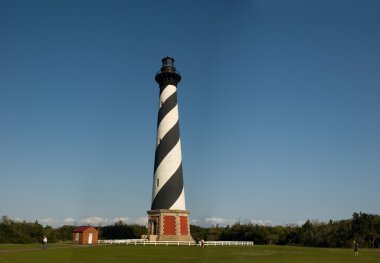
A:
147 57 193 242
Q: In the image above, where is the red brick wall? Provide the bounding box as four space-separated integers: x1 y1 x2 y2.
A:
180 216 188 235
73 227 98 245
83 228 98 244
163 216 176 235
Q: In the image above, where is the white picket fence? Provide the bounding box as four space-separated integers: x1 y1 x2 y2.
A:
202 241 254 246
98 239 254 246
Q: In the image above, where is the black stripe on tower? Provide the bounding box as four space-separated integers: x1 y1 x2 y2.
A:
157 90 178 128
154 121 180 171
151 163 184 210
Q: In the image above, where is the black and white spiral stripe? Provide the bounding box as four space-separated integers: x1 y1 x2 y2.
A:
151 81 186 211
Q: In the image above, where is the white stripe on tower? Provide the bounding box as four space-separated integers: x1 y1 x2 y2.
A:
151 57 186 211
160 85 177 104
153 140 182 196
156 104 178 145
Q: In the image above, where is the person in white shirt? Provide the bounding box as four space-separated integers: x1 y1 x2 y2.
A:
42 236 47 249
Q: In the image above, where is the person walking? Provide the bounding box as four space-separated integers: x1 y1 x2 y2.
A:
201 239 205 248
354 240 359 256
42 236 47 249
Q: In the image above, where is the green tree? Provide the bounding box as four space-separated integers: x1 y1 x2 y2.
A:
352 212 376 247
55 225 76 241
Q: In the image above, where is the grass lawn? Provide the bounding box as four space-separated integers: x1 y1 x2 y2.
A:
0 244 379 263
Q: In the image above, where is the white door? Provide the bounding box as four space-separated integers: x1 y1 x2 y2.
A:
88 233 93 244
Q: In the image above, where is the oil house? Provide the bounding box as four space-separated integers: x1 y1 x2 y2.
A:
72 226 98 245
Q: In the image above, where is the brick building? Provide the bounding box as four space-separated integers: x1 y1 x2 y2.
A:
72 226 98 245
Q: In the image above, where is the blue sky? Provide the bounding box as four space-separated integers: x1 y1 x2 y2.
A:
1 0 379 227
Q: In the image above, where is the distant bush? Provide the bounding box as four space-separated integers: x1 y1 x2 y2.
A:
193 212 380 248
99 221 147 239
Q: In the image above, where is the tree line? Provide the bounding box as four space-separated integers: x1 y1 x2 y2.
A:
0 216 145 244
191 212 380 248
1 212 379 248
0 216 75 243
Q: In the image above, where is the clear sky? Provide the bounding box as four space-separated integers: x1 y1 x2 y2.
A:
1 0 379 227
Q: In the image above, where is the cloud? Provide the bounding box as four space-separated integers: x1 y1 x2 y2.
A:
80 217 110 226
190 217 238 227
7 215 306 227
190 217 276 227
39 217 58 225
63 217 76 225
128 217 148 225
284 220 306 226
249 219 273 226
189 218 201 225
205 217 237 226
113 217 130 224
69 216 149 226
112 217 147 225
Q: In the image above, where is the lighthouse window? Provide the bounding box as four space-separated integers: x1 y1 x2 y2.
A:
156 179 159 187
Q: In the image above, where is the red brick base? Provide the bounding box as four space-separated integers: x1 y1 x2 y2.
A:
147 209 193 241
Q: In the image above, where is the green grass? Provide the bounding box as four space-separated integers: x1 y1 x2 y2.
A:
0 244 379 263
0 242 72 251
